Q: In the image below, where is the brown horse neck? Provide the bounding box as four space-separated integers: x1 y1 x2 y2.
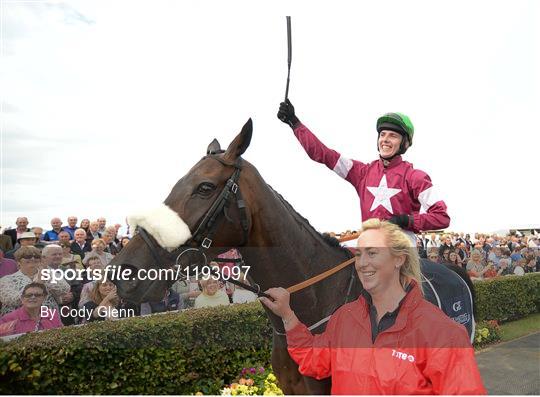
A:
236 169 358 327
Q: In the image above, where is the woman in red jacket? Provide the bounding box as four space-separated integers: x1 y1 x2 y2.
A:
261 219 486 395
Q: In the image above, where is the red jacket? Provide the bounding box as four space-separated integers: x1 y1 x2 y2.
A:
286 282 486 395
293 123 450 232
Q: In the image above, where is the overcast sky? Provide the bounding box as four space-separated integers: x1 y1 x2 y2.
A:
1 0 539 236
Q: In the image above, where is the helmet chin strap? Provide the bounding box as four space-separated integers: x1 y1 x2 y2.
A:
379 152 399 165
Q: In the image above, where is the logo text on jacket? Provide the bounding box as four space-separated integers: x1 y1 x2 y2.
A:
391 349 415 362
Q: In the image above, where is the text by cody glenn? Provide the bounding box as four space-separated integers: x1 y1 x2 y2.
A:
39 264 251 284
41 305 136 321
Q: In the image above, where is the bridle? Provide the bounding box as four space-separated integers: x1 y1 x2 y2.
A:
135 153 358 332
136 154 261 294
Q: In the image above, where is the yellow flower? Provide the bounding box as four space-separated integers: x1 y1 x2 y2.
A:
195 393 203 396
267 373 277 382
480 328 489 338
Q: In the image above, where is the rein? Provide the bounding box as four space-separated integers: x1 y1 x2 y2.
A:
286 257 355 293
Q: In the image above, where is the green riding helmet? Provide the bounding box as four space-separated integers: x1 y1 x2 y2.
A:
376 112 414 155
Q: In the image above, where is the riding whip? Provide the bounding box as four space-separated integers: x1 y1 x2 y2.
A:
284 16 292 101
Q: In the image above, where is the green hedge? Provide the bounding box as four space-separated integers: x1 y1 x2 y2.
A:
1 273 539 394
474 273 540 322
0 303 272 395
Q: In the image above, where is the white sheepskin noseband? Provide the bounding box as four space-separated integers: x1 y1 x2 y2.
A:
128 204 192 251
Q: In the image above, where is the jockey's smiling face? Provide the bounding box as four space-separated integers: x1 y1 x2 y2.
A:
378 130 403 159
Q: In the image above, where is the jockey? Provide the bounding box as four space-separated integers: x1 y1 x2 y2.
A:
277 100 450 241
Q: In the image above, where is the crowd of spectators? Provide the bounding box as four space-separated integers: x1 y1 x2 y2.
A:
0 216 257 338
1 216 538 338
416 232 540 280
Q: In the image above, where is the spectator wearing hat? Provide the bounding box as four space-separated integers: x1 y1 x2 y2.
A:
0 249 17 278
43 217 63 242
3 217 30 247
4 231 37 259
0 246 70 316
70 229 92 259
0 283 63 336
62 216 78 239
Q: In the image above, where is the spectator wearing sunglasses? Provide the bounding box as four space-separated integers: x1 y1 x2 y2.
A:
0 246 70 316
0 283 63 336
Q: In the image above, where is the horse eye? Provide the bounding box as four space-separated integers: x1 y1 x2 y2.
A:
196 182 216 195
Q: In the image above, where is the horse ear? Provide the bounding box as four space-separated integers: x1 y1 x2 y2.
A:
224 118 253 160
206 138 223 155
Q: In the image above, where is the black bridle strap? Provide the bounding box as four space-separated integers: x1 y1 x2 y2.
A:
138 227 166 266
190 167 241 245
185 156 244 249
234 185 249 246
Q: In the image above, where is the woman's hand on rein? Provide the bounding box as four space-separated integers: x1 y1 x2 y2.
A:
260 287 294 319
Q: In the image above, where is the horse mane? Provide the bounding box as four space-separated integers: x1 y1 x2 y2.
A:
267 185 352 257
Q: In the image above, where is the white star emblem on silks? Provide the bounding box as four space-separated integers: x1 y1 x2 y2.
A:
367 175 402 213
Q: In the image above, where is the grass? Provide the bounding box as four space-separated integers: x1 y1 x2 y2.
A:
499 313 540 342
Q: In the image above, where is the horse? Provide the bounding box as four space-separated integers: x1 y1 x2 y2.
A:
111 119 475 395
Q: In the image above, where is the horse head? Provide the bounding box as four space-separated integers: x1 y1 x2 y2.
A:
111 119 256 303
